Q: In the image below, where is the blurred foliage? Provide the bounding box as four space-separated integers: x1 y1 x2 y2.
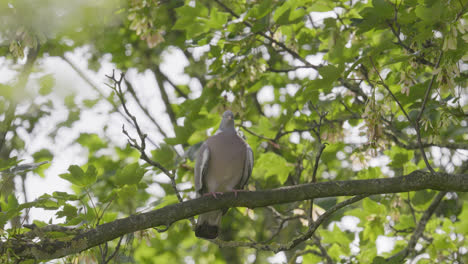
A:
1 0 467 263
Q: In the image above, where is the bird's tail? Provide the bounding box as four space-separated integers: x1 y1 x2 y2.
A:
195 210 223 239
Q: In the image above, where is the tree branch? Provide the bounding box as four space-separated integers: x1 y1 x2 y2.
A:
212 195 366 252
155 69 188 99
4 170 468 261
106 72 186 205
389 134 468 150
213 0 319 69
387 191 447 262
61 55 160 147
124 78 169 138
153 67 177 127
369 57 437 173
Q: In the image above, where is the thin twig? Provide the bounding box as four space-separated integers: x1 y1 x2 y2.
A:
106 71 170 175
213 195 367 252
306 105 328 224
104 235 125 263
267 65 319 73
369 57 437 173
416 52 443 122
125 78 168 138
213 0 319 69
288 249 323 264
406 192 417 224
240 125 275 142
313 235 333 264
105 71 195 226
156 70 188 99
387 192 446 262
61 55 160 147
412 53 443 174
153 67 177 127
262 215 302 243
384 131 468 150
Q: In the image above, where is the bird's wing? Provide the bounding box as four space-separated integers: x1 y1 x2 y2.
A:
194 141 210 196
238 142 253 189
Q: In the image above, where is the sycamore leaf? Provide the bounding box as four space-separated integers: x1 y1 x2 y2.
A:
59 165 97 187
115 163 146 186
253 152 293 183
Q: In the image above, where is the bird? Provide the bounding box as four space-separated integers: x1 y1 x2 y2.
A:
194 110 254 239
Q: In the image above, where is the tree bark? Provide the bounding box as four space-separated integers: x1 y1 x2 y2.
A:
3 170 468 261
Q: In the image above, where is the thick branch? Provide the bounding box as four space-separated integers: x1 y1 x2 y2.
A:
213 195 366 252
4 170 468 260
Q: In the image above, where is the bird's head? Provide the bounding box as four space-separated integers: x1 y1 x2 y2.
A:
219 110 235 132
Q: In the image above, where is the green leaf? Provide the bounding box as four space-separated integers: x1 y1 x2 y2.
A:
151 144 176 170
253 152 293 183
455 202 468 234
363 198 386 215
116 184 138 200
372 256 386 264
385 147 415 171
32 149 53 161
206 7 228 29
372 0 393 16
302 250 322 263
85 165 98 183
192 114 220 130
35 194 60 210
415 3 441 24
83 98 100 108
7 194 19 211
308 2 333 12
165 125 193 145
32 149 53 177
39 74 55 95
273 2 292 24
77 133 107 153
0 84 15 100
393 214 415 231
115 162 146 186
56 204 78 220
152 194 179 210
64 94 76 109
328 243 345 260
247 0 273 19
321 224 353 246
318 64 342 86
412 190 436 207
173 4 209 38
356 167 382 179
52 191 79 201
59 165 96 187
0 157 19 172
250 116 276 138
363 217 384 242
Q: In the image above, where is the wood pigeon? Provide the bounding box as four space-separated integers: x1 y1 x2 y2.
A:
194 110 254 239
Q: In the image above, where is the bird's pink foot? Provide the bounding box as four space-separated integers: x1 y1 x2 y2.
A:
203 192 224 199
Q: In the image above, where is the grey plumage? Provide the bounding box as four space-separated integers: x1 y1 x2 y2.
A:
194 110 253 239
